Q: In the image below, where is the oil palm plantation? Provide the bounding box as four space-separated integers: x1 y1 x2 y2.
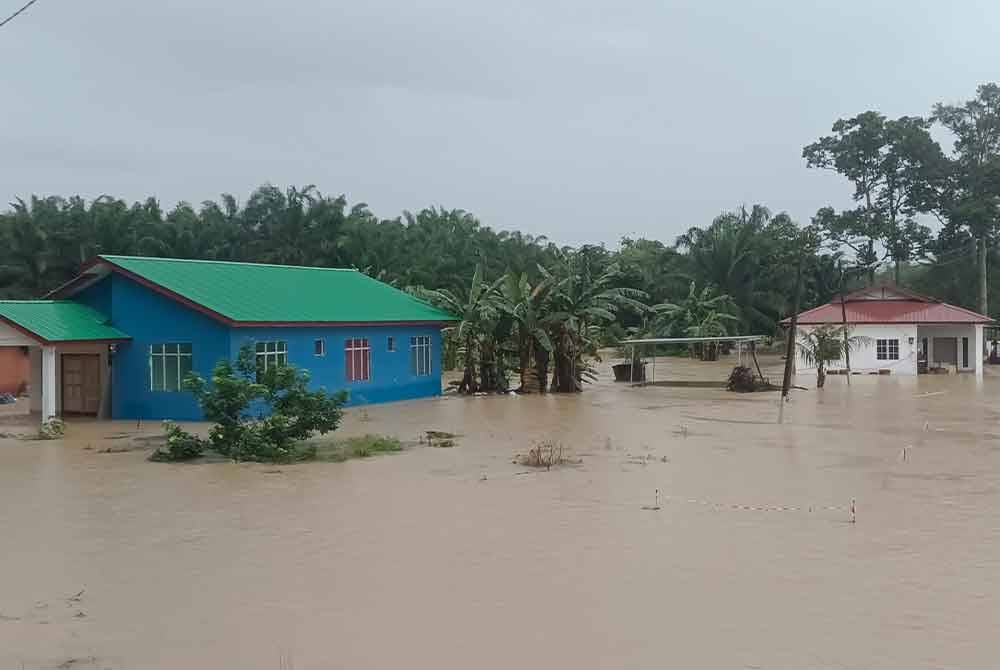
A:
676 205 787 333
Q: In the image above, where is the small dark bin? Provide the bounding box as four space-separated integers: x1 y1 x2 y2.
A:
612 362 646 382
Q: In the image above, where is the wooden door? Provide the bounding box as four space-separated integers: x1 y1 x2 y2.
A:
62 354 101 415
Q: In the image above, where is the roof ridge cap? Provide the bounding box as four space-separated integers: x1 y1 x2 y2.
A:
101 255 357 272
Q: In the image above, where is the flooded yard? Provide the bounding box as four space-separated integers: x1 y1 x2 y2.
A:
1 355 998 669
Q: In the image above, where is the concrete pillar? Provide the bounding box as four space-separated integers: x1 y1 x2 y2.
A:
41 346 57 421
975 324 984 377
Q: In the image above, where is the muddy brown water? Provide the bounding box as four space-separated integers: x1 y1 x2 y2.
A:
1 356 997 668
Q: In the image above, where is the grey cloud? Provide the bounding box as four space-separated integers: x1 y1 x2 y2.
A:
2 0 997 245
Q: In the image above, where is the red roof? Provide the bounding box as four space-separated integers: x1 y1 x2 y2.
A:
784 286 992 325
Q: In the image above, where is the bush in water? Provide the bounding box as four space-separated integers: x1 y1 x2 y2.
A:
150 421 205 462
161 344 346 463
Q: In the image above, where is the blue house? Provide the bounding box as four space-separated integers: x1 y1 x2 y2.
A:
0 256 455 421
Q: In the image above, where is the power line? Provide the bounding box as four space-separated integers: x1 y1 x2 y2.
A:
0 0 40 28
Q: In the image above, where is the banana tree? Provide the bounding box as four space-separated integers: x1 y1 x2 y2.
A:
499 272 553 393
416 265 504 393
653 282 738 360
543 254 648 392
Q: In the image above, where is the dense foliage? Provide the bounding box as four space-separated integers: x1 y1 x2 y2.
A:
3 81 998 393
152 345 346 462
805 83 1000 316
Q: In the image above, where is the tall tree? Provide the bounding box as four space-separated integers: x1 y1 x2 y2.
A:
932 83 1000 316
803 112 942 284
675 205 793 333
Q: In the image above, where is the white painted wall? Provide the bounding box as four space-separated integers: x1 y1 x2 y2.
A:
0 321 36 347
797 324 919 375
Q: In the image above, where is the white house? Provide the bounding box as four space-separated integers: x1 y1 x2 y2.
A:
786 286 992 376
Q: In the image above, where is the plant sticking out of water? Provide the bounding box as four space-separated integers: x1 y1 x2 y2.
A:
515 440 581 471
150 421 205 462
303 434 403 462
37 418 66 440
425 430 459 448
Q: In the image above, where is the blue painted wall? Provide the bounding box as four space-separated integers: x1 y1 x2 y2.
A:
75 274 231 420
230 325 443 407
73 273 443 420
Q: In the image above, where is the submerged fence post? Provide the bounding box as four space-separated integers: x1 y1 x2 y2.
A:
850 499 856 524
630 344 636 385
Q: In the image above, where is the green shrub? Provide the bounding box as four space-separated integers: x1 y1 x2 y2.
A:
177 344 347 463
150 421 206 462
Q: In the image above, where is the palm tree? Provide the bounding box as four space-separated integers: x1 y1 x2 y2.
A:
4 198 49 290
499 272 553 393
797 325 870 388
676 205 787 332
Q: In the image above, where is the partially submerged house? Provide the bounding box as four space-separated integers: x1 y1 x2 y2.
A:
788 285 992 376
0 256 455 421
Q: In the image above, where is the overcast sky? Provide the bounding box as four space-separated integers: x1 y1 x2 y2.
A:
2 0 997 246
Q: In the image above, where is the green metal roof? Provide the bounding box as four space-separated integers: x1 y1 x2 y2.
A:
0 301 131 343
97 255 455 324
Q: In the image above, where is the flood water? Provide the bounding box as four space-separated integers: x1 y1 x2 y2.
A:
1 356 998 669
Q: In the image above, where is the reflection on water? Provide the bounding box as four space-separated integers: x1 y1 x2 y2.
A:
1 356 997 669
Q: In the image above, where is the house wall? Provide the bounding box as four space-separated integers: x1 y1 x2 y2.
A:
798 324 919 375
75 274 232 420
0 346 30 394
72 273 444 419
230 325 443 407
0 321 38 402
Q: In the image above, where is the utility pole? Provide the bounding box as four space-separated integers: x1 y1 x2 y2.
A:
840 270 852 385
779 252 804 424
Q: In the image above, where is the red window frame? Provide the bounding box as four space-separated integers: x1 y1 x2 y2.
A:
345 338 371 382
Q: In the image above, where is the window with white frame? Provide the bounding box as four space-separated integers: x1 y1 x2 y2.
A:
345 338 371 382
876 338 899 360
410 336 431 376
150 343 192 392
314 339 325 356
387 335 396 352
256 341 288 374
